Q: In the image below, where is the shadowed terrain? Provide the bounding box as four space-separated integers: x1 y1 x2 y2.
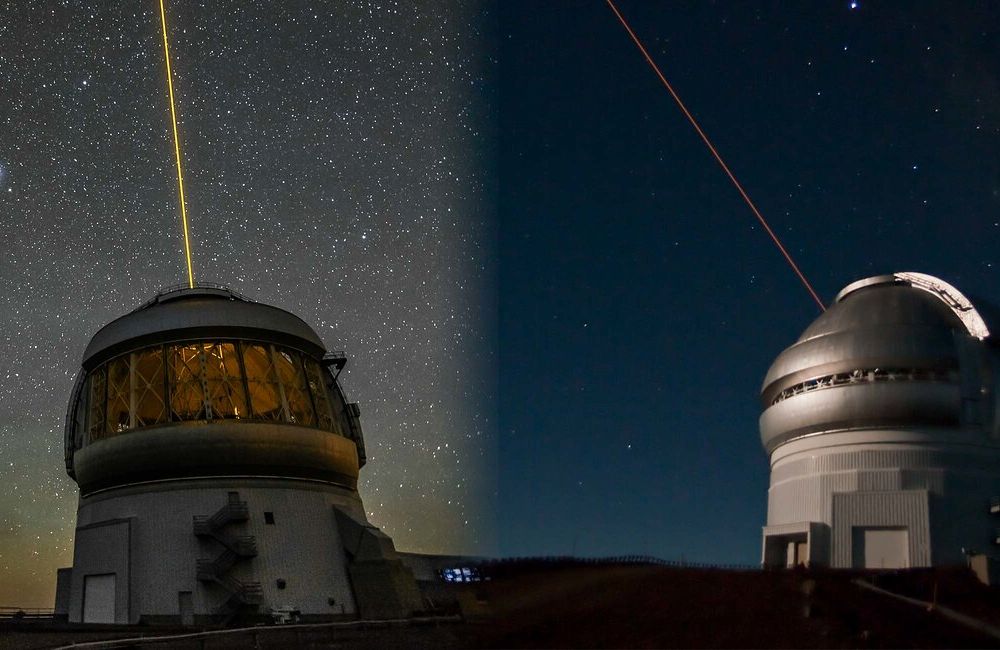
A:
4 563 1000 648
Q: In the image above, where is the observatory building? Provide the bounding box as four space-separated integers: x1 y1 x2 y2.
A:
54 286 423 624
761 272 1000 569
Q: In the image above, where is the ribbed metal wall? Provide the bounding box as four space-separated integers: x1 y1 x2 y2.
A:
767 471 856 524
767 445 1000 567
831 490 930 567
771 449 1000 485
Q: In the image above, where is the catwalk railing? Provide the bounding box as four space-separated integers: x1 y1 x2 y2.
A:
0 606 55 620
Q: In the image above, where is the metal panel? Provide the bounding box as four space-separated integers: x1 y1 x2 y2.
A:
831 490 930 568
83 289 326 369
853 527 909 569
760 382 961 453
54 568 73 616
857 470 902 491
69 519 130 624
72 422 360 495
763 284 966 395
82 574 116 624
178 591 193 626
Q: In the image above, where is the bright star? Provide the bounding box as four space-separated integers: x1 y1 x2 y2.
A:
850 1 859 9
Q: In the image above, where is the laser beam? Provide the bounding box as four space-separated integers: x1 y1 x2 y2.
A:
159 0 195 289
605 0 826 311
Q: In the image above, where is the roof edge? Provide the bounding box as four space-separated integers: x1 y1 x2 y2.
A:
835 272 990 340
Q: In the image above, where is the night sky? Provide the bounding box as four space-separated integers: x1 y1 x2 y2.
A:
499 1 1000 562
0 1 495 607
2 0 1000 610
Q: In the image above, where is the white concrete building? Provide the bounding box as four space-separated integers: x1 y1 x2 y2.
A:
761 273 1000 569
55 286 422 624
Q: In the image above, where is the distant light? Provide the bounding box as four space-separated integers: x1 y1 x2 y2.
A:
439 567 482 583
850 1 859 9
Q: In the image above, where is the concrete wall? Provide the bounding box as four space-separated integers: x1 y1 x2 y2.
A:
54 568 72 618
68 519 131 623
71 478 366 622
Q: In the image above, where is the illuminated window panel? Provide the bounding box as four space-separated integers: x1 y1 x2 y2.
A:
243 344 284 422
87 368 107 442
169 344 208 421
201 343 247 420
82 339 344 440
304 359 336 433
133 347 166 428
273 348 316 427
106 356 131 434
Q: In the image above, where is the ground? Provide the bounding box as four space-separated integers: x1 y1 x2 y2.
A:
4 563 1000 648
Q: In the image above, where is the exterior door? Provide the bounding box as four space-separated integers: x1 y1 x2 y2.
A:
82 574 116 623
178 591 194 625
852 527 909 569
794 541 809 566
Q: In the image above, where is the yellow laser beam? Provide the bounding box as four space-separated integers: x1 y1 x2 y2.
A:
159 0 195 288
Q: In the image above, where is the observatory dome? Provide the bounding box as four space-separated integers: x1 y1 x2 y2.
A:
56 284 426 624
81 285 326 369
64 285 365 495
759 272 1000 570
760 272 995 454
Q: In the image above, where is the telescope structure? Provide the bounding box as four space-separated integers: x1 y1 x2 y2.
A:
55 286 422 624
761 272 1000 569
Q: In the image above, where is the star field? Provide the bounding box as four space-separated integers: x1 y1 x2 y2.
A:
499 1 1000 561
6 0 1000 613
0 1 496 606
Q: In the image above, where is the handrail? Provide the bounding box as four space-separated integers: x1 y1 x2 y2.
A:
132 283 254 312
49 615 462 650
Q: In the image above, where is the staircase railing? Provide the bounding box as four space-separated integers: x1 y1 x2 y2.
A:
194 493 260 619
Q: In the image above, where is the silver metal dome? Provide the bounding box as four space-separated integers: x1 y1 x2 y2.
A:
760 272 998 454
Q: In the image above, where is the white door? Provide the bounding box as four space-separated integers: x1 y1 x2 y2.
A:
853 527 909 569
83 574 116 623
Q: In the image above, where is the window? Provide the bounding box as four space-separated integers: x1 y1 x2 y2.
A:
273 349 315 427
264 511 275 525
304 360 336 433
200 343 247 419
243 344 283 421
440 567 482 583
82 340 342 442
133 348 166 427
86 367 107 442
106 356 130 433
169 344 207 421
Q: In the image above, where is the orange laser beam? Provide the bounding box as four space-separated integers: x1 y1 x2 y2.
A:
605 0 826 311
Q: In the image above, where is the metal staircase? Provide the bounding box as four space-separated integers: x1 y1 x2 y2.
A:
194 492 261 621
